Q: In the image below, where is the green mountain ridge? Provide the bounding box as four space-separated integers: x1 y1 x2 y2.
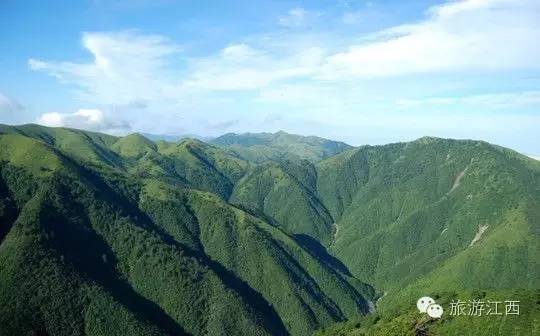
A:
0 125 373 336
211 131 352 163
1 124 538 335
211 131 540 334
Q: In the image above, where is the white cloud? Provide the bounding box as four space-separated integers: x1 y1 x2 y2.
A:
28 1 540 100
320 0 540 79
183 44 324 91
28 31 321 96
36 109 130 134
29 31 181 105
185 0 540 89
24 0 540 153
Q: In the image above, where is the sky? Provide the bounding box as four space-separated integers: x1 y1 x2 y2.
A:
0 0 539 156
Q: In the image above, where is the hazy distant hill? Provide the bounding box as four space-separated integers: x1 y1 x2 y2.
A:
0 124 538 335
211 131 352 163
141 133 215 143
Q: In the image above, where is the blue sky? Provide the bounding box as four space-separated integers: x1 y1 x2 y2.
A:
1 0 539 156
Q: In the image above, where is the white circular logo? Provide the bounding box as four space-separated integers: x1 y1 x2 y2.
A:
427 303 444 318
416 296 435 313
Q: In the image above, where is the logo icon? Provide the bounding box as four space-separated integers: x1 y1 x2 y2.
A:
427 303 444 318
416 296 435 313
416 296 444 318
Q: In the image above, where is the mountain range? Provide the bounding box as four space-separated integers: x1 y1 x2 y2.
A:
0 124 538 335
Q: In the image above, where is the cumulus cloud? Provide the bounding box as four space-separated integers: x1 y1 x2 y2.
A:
36 109 130 134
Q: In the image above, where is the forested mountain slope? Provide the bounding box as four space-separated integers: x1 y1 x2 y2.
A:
214 131 540 334
230 159 334 244
318 137 539 291
0 125 373 336
1 124 538 335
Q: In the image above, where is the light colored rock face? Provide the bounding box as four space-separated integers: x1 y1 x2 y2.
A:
448 165 469 194
469 224 489 247
329 223 340 247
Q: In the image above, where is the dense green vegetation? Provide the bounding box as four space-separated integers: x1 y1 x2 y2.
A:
216 133 540 334
230 159 334 243
0 125 372 336
1 125 538 335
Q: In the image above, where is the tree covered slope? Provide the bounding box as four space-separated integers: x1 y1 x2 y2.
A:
230 159 334 244
211 131 540 334
314 137 540 335
1 124 538 335
318 137 539 293
0 125 373 336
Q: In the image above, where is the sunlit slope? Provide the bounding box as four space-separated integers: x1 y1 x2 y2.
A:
0 126 373 336
211 131 352 163
317 137 539 295
314 137 540 336
155 138 249 198
230 160 334 243
0 134 281 336
0 125 249 199
0 123 122 168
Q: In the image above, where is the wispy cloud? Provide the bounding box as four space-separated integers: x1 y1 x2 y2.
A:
29 31 181 105
278 8 321 27
28 1 540 100
319 0 540 78
0 93 26 125
183 43 324 91
25 0 540 152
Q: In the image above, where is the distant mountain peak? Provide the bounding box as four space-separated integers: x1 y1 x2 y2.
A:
111 132 157 157
211 131 352 163
413 136 445 144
